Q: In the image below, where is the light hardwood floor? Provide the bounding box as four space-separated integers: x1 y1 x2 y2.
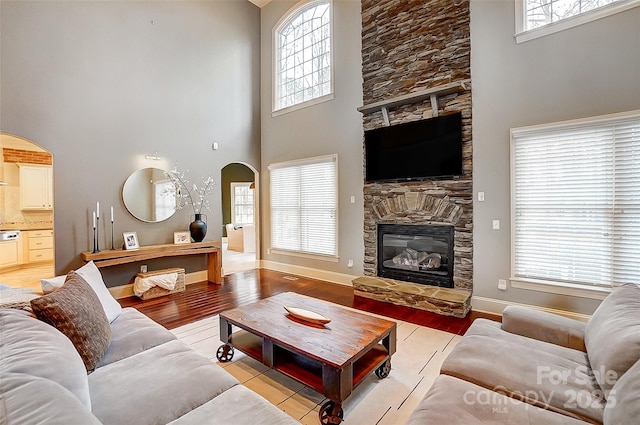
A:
0 262 54 293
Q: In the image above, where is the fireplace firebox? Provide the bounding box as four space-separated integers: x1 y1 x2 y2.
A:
377 223 454 288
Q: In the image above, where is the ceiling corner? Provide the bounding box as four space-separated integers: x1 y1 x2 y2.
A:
248 0 272 8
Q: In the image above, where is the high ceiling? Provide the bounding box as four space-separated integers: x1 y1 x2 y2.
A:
248 0 271 7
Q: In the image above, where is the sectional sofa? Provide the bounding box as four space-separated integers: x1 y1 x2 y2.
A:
406 283 640 424
0 262 299 425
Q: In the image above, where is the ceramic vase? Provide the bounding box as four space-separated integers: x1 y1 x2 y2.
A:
189 213 207 242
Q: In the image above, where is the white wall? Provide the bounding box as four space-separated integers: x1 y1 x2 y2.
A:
0 1 261 284
471 1 640 314
260 0 364 280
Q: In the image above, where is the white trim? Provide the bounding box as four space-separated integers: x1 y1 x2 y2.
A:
268 153 337 170
269 248 339 262
108 270 207 299
511 109 640 134
261 259 356 286
515 0 640 44
272 0 334 114
471 296 593 322
510 278 610 300
271 93 335 117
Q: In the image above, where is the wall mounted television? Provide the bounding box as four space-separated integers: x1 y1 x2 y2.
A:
364 112 463 182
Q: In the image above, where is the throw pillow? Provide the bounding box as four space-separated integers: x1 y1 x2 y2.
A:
585 283 640 396
40 274 66 294
30 271 112 373
39 262 122 322
604 358 640 425
75 261 122 322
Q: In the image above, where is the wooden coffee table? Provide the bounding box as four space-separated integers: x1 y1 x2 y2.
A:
216 292 397 424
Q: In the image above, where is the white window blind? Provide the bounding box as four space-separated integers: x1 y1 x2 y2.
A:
269 155 337 257
511 112 640 288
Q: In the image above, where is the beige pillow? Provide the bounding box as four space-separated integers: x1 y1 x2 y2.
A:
585 283 640 396
30 271 112 373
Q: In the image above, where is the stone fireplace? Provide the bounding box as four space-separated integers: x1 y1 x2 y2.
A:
354 0 473 317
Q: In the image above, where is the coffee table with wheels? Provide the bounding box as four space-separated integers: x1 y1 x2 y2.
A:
216 292 397 424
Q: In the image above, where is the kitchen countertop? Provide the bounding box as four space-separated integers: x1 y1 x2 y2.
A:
0 222 54 231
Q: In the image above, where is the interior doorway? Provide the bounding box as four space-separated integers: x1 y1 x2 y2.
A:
0 133 55 293
220 163 258 275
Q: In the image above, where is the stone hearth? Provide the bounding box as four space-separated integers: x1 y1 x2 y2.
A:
353 276 471 318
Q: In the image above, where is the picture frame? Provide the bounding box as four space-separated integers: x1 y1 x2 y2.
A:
174 231 191 245
123 231 140 250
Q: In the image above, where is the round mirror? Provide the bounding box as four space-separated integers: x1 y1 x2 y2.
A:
122 168 177 223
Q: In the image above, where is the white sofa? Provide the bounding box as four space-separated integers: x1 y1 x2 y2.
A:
0 263 297 425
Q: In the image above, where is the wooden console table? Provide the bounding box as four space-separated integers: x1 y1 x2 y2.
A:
81 241 222 284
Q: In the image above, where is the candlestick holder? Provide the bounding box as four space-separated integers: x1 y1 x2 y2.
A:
111 220 115 250
94 217 101 253
93 225 98 253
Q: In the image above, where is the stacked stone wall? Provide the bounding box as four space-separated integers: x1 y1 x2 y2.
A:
361 0 473 291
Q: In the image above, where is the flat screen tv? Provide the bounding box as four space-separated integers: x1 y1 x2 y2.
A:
364 112 463 182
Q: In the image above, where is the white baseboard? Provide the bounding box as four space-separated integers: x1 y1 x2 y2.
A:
260 260 357 287
109 270 208 299
471 296 592 322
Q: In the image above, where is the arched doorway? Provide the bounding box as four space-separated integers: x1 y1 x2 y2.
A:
0 133 55 292
220 163 258 275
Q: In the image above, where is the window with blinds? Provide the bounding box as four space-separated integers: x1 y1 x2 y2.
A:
511 111 640 289
269 154 337 258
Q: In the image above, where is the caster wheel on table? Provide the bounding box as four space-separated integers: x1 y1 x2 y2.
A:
319 400 344 425
216 344 234 362
375 359 391 379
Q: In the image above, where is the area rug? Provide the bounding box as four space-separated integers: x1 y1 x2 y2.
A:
172 308 461 425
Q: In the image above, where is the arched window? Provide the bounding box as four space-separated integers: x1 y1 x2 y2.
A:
273 0 332 113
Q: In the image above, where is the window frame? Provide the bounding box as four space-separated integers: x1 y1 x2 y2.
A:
510 110 640 300
272 0 334 116
514 0 640 44
230 182 254 227
268 154 339 261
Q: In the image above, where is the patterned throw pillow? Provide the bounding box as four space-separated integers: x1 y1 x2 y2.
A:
30 271 112 373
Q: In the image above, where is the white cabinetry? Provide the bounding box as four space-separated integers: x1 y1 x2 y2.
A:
20 165 53 210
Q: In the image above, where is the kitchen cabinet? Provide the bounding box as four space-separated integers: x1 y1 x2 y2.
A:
20 165 53 210
23 230 54 264
0 240 20 268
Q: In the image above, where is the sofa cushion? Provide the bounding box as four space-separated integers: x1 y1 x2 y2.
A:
0 308 92 409
502 305 586 351
40 260 123 322
30 271 112 373
88 339 239 425
406 375 589 425
0 286 40 312
585 283 640 396
0 373 101 425
603 358 640 425
167 385 300 425
97 307 177 368
441 318 604 424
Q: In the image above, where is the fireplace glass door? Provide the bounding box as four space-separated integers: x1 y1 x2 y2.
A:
377 223 454 288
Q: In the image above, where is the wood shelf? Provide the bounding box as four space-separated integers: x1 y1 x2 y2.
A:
358 79 470 125
81 241 222 283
